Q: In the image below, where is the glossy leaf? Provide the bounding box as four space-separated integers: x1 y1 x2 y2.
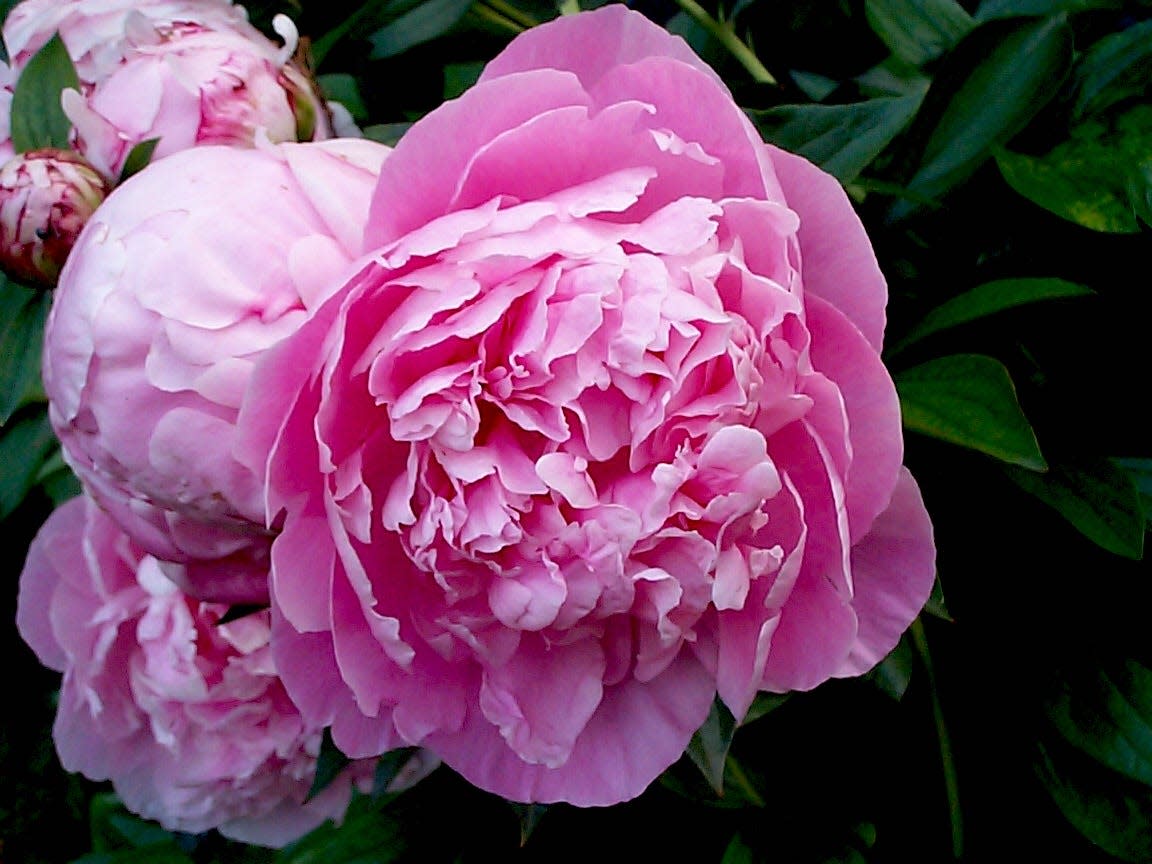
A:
368 0 475 59
116 138 160 185
895 277 1093 351
0 277 50 425
894 15 1073 218
10 33 80 152
997 104 1152 233
1005 457 1145 559
896 354 1047 470
865 0 974 67
749 96 922 183
1071 19 1152 119
0 409 56 519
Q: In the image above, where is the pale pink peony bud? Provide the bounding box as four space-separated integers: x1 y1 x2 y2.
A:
0 148 110 287
16 495 438 846
43 138 388 595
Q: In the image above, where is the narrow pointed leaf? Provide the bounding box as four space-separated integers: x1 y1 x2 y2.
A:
1005 456 1145 559
116 139 160 185
1071 18 1152 119
865 0 974 66
368 0 475 59
305 729 351 803
686 697 738 796
10 33 81 152
0 277 50 424
896 354 1047 470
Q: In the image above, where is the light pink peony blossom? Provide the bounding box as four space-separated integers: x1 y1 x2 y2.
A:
0 59 14 164
15 495 439 846
234 6 937 805
43 138 388 601
0 148 109 286
2 0 334 179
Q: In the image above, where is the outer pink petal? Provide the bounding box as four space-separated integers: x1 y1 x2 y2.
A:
768 144 888 352
16 498 86 671
835 468 936 677
429 651 715 805
477 5 724 91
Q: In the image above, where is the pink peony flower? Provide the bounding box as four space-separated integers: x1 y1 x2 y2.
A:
0 59 14 164
0 147 109 286
234 6 937 805
14 495 439 846
2 0 333 179
43 138 388 600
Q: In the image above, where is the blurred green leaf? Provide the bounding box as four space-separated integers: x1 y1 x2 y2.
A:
1037 658 1152 860
369 0 476 59
896 354 1047 470
88 794 185 854
317 74 369 123
1005 456 1145 559
116 138 159 185
371 747 423 799
895 277 1093 351
686 698 738 796
749 95 922 183
508 802 548 846
277 796 408 863
742 692 790 725
974 0 1119 20
306 729 351 803
34 447 80 505
0 276 50 424
1071 19 1152 119
443 61 485 99
865 0 974 66
720 833 756 864
867 634 916 701
74 851 194 864
1116 459 1152 522
362 123 414 146
11 33 80 152
893 15 1073 218
0 408 56 519
997 104 1152 233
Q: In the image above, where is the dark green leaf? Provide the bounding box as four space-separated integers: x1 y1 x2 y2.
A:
0 408 56 519
34 447 80 505
508 802 548 846
865 0 974 66
974 0 1118 20
1005 456 1145 559
317 74 369 124
866 633 916 700
306 729 351 803
923 575 953 621
788 70 840 102
896 354 1047 470
115 138 160 185
741 692 790 725
278 796 408 863
749 96 922 183
362 123 413 147
996 105 1152 233
89 794 184 853
855 56 932 99
893 15 1073 218
443 61 485 100
0 276 50 424
1115 458 1152 522
371 747 423 798
720 833 756 864
895 277 1093 351
1071 19 1152 119
10 33 81 152
73 851 194 864
368 0 476 59
687 698 738 796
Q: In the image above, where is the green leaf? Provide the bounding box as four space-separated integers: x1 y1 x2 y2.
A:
866 633 915 701
278 796 408 863
686 698 738 796
306 729 351 803
720 833 756 864
895 277 1093 351
974 0 1119 20
1037 658 1152 860
317 74 369 124
893 15 1073 219
10 33 81 152
443 61 485 100
1071 19 1152 119
508 802 548 846
896 354 1047 470
1005 456 1145 559
115 138 160 185
996 104 1152 233
741 692 790 725
89 794 184 854
371 747 423 798
865 0 974 67
362 123 413 147
1115 458 1152 522
0 408 56 519
749 95 923 184
368 0 476 59
33 447 80 505
0 276 50 425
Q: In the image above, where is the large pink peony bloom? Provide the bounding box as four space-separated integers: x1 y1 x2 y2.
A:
235 6 937 805
43 139 388 601
2 0 333 179
15 495 420 846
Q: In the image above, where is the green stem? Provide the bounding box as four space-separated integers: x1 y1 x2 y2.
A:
724 755 766 808
471 2 525 34
484 0 540 29
558 0 581 14
912 617 964 860
671 0 776 85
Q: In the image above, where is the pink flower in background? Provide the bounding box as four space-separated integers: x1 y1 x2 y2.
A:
0 148 109 286
2 0 333 180
43 139 388 601
0 60 14 163
235 6 936 805
14 495 439 846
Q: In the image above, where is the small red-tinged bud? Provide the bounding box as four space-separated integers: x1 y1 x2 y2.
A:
0 148 110 288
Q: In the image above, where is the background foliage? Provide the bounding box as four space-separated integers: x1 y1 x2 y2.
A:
3 0 1152 859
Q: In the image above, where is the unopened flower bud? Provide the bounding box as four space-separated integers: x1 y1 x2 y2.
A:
0 148 110 287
